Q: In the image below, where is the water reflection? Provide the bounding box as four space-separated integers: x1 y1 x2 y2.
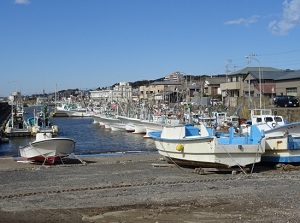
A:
0 106 157 157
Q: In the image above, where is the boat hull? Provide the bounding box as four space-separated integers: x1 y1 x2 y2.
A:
153 137 263 168
149 124 265 168
110 123 126 131
20 137 75 164
262 135 300 163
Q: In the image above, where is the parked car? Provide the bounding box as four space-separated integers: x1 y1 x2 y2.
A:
274 95 299 107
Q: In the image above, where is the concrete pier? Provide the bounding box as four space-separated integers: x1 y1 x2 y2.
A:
0 101 11 138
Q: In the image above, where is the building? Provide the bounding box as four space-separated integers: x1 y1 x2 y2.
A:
220 66 300 107
204 75 226 97
89 82 132 103
139 80 182 103
164 71 184 82
274 70 300 96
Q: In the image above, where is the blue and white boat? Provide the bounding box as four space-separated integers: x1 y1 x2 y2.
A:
27 108 59 136
148 124 265 168
241 109 300 163
261 134 300 163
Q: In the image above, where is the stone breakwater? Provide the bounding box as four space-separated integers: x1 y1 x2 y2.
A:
1 154 300 222
0 102 10 135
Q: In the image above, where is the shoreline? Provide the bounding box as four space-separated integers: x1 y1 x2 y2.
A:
1 154 300 222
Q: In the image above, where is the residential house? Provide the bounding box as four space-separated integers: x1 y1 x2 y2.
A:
139 80 182 103
220 67 282 107
204 75 226 98
274 70 300 96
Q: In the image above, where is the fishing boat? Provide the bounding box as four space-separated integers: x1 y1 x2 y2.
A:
53 102 93 117
109 122 126 131
4 92 31 137
27 108 59 136
141 116 181 138
241 108 300 163
241 109 286 136
241 108 300 138
97 114 122 129
148 124 265 168
117 115 146 134
261 133 300 163
19 133 76 164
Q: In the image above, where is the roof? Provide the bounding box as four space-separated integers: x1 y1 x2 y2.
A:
205 76 226 85
254 84 275 94
229 67 282 76
151 80 182 85
247 70 300 81
248 71 281 80
275 70 300 80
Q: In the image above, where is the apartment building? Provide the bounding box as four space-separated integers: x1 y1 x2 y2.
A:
89 82 132 103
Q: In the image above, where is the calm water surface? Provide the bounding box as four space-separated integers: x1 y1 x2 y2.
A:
0 106 157 157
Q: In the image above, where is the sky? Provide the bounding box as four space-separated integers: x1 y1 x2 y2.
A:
1 0 300 97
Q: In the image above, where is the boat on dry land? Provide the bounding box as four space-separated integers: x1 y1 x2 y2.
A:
19 133 75 164
241 109 300 163
149 124 265 168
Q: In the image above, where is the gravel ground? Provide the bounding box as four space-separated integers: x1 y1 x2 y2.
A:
1 154 300 222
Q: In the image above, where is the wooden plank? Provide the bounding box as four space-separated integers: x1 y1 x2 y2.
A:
152 163 176 168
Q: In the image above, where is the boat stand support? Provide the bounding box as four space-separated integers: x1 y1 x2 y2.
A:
194 167 249 175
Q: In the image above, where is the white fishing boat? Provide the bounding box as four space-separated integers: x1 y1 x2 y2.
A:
4 92 31 137
19 133 75 164
125 123 135 132
117 115 146 134
141 117 181 138
27 108 59 136
241 109 289 135
241 108 300 163
241 108 300 139
53 102 92 117
148 124 265 168
261 134 300 163
110 123 126 131
97 114 122 129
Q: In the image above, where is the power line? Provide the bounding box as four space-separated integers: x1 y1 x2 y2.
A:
258 49 300 56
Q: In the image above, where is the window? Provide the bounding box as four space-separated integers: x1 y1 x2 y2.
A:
265 117 274 122
287 87 297 96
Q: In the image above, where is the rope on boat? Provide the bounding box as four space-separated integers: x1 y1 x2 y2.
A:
249 143 264 174
220 145 248 175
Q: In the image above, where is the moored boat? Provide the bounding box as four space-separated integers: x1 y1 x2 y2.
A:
4 92 31 137
27 108 59 136
117 115 146 134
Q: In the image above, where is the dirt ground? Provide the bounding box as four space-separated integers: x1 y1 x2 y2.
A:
1 155 300 223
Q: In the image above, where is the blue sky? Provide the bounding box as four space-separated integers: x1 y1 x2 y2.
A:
1 0 300 97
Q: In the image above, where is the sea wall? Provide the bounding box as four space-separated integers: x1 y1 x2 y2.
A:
0 102 11 134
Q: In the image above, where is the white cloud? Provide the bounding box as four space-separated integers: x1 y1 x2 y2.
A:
15 0 30 5
224 15 260 26
268 0 300 35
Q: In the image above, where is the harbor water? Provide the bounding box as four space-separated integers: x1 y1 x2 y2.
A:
0 106 157 157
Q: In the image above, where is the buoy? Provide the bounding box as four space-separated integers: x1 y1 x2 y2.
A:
176 144 184 152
